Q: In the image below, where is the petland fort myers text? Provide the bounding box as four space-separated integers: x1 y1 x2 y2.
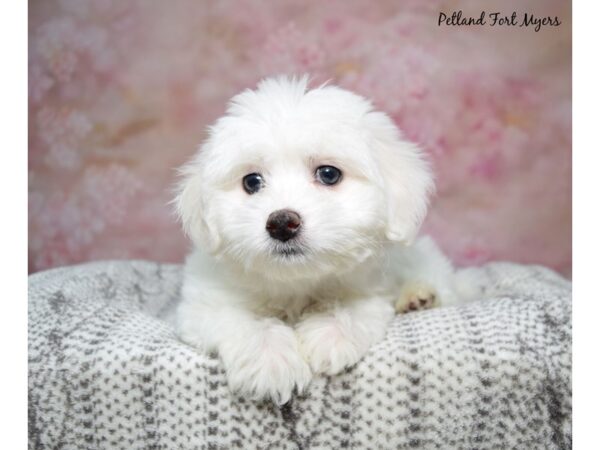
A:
438 11 561 32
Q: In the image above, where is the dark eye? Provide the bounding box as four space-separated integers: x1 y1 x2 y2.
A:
315 165 342 186
242 173 264 194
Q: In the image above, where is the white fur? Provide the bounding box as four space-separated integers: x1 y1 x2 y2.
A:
174 76 469 404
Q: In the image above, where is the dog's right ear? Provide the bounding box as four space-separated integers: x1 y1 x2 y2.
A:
173 150 222 253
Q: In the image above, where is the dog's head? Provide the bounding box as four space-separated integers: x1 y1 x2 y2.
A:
175 76 433 280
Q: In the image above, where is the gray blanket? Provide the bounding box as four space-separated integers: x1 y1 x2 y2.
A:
28 260 572 449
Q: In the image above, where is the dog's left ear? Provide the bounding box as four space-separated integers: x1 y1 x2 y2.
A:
366 111 435 245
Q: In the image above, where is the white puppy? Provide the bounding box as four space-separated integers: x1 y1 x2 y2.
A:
174 76 466 404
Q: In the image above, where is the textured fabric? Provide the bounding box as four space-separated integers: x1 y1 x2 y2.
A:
28 260 572 449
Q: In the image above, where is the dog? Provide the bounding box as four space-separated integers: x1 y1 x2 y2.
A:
174 75 467 404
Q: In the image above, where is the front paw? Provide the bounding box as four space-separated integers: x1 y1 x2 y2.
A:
296 314 365 376
221 320 312 405
395 282 439 314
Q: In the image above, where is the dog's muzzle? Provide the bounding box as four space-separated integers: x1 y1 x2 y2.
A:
266 209 301 242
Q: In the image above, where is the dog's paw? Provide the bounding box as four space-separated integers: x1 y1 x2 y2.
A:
395 282 439 314
296 314 365 376
221 320 312 405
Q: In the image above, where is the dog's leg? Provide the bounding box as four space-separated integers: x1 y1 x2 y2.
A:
177 298 311 405
296 297 394 375
392 235 465 314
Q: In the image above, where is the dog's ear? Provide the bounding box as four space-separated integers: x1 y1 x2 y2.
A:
173 150 222 252
367 111 434 245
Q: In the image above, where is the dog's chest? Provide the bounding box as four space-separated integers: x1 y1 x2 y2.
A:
246 293 308 323
246 275 362 323
257 299 310 323
247 281 329 323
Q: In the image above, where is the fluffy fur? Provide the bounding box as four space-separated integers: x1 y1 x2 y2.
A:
174 76 468 404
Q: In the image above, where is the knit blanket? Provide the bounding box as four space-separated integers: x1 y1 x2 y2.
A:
28 260 572 449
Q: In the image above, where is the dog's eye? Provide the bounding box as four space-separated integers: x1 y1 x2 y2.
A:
315 165 342 186
242 173 264 194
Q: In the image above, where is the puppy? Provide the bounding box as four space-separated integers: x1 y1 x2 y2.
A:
174 76 465 404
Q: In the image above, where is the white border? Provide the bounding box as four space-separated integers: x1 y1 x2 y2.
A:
573 0 599 447
0 0 27 447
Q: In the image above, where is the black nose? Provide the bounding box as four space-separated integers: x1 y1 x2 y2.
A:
266 209 302 242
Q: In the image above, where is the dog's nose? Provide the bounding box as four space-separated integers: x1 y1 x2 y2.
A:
266 209 302 242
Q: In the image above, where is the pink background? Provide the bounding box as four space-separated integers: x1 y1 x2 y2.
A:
28 0 572 275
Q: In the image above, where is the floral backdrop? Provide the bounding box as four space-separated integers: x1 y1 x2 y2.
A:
28 0 572 275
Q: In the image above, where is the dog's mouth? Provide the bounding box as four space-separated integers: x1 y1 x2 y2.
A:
271 242 305 258
276 247 303 256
